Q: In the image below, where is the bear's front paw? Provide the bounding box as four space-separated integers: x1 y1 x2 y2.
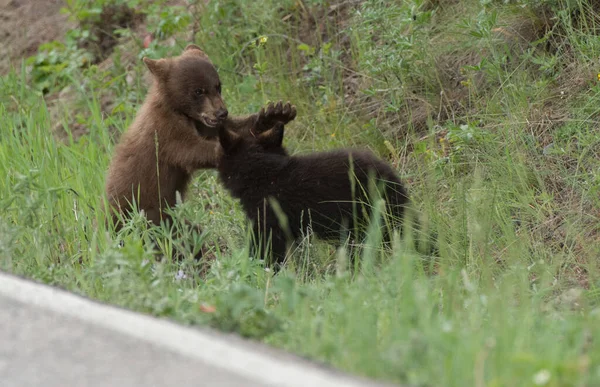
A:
255 101 297 133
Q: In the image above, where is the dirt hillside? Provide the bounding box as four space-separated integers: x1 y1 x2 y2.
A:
0 0 73 74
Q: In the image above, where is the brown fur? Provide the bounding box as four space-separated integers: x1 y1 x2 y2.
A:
105 44 297 231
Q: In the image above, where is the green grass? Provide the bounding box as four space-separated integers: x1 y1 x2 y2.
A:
2 0 600 385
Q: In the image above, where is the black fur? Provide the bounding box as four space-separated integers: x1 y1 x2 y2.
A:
217 123 410 268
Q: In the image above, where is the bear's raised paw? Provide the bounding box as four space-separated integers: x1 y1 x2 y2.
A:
255 101 297 133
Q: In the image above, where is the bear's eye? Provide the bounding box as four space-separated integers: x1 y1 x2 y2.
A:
216 83 222 94
194 88 205 96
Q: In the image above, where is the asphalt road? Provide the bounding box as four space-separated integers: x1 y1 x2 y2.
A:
0 271 394 387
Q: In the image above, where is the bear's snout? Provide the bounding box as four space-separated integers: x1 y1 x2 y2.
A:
216 108 228 120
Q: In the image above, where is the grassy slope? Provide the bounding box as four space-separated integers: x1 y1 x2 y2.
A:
1 0 600 385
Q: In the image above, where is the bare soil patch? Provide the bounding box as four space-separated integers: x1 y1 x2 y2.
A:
0 0 74 74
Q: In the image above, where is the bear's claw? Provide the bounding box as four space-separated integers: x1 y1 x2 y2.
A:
256 100 297 133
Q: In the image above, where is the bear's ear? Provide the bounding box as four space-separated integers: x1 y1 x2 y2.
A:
218 128 241 152
258 123 284 149
183 44 209 58
143 57 169 80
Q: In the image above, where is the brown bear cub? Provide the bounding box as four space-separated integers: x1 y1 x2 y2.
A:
217 123 411 269
105 44 297 234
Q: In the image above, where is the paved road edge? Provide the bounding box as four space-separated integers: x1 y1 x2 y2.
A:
0 271 394 387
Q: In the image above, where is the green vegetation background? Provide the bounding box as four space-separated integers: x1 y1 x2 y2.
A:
1 0 599 385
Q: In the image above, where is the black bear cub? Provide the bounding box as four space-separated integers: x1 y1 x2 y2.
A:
217 123 410 269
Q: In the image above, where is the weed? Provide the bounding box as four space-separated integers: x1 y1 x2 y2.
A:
2 0 600 385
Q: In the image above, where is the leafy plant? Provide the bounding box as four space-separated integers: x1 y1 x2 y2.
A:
211 283 282 339
26 35 94 94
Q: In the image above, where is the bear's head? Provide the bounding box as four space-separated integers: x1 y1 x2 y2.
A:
143 44 228 129
218 122 287 165
217 122 288 187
